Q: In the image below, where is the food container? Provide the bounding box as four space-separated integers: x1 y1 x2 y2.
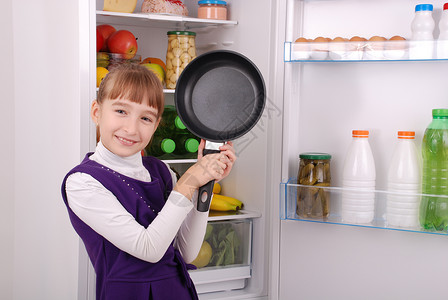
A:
97 52 141 71
165 31 197 89
296 152 331 218
188 219 252 293
198 0 227 20
141 0 188 16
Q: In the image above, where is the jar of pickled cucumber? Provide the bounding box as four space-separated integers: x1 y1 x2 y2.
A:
296 152 331 219
165 31 197 89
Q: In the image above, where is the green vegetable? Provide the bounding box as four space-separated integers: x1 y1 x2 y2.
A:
204 224 213 241
205 222 240 267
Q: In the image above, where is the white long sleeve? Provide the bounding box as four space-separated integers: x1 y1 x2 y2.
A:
65 141 208 263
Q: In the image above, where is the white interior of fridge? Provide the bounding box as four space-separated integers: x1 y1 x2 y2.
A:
279 0 448 299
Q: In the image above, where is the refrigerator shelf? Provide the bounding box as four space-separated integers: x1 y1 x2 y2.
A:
284 41 448 62
281 178 448 236
96 10 238 29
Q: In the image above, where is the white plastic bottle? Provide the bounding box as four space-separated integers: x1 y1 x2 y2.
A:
386 131 421 228
438 3 448 58
410 4 435 59
341 130 376 224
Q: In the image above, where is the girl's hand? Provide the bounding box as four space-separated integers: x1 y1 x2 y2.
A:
174 140 236 200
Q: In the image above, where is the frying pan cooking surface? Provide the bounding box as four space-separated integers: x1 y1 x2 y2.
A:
175 51 265 142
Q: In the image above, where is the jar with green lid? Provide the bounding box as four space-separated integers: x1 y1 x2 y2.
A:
166 31 197 89
296 152 331 219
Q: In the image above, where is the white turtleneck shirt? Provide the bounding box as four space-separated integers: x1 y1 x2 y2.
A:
65 141 208 263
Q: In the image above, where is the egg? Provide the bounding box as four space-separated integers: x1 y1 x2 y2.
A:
313 36 327 43
350 36 367 42
309 36 329 59
312 36 329 51
388 35 406 50
389 35 406 41
329 36 347 52
293 37 310 53
295 37 308 43
332 37 346 43
368 36 387 50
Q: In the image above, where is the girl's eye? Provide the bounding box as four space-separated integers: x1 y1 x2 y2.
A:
142 117 153 123
115 109 126 115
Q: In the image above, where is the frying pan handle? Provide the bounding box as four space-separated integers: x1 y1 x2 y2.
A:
197 149 221 212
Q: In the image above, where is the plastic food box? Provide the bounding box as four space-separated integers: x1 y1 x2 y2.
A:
188 218 253 294
97 52 142 70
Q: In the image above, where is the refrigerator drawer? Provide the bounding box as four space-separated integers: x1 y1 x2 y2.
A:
188 219 253 294
280 178 448 236
189 265 251 294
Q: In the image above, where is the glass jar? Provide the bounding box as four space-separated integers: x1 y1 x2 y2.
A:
165 31 197 89
198 0 227 20
296 152 331 219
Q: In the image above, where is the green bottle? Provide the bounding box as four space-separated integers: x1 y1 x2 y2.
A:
419 109 448 231
146 135 176 157
158 105 187 136
174 134 200 156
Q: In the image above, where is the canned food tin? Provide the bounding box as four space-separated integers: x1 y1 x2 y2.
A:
296 152 331 218
166 31 197 89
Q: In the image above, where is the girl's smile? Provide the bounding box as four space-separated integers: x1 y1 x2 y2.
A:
91 97 160 157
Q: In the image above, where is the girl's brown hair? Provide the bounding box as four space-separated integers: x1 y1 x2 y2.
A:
97 64 165 118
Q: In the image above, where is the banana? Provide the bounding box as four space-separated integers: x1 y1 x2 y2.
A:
212 194 244 210
212 182 222 194
210 195 238 211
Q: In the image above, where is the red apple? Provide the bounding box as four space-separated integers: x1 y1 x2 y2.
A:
96 29 104 52
107 30 138 58
97 24 116 52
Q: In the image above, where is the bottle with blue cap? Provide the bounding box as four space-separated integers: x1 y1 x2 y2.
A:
410 3 435 59
437 3 448 58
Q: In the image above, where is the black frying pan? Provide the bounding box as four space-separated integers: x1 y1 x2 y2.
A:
175 50 266 212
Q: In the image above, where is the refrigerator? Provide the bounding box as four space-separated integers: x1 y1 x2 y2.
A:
22 0 448 299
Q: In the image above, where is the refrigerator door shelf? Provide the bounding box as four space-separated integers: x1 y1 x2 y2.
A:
280 178 448 236
284 40 448 62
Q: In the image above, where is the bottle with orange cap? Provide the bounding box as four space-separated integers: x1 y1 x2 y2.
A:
341 130 376 224
386 131 421 229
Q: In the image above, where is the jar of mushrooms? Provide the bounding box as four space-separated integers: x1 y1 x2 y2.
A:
297 153 331 219
166 31 197 89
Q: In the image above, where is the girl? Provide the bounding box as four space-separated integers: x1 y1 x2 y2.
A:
61 64 236 300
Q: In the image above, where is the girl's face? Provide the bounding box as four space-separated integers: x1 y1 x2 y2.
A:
91 97 160 157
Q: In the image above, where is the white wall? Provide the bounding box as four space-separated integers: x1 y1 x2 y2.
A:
10 0 85 298
1 0 15 298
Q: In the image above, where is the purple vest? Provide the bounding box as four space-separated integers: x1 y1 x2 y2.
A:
61 153 198 300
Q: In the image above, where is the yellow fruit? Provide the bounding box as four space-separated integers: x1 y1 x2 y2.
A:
210 195 238 211
141 63 165 83
213 194 243 210
96 67 109 87
191 241 212 268
141 57 167 72
97 52 110 68
213 182 221 194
